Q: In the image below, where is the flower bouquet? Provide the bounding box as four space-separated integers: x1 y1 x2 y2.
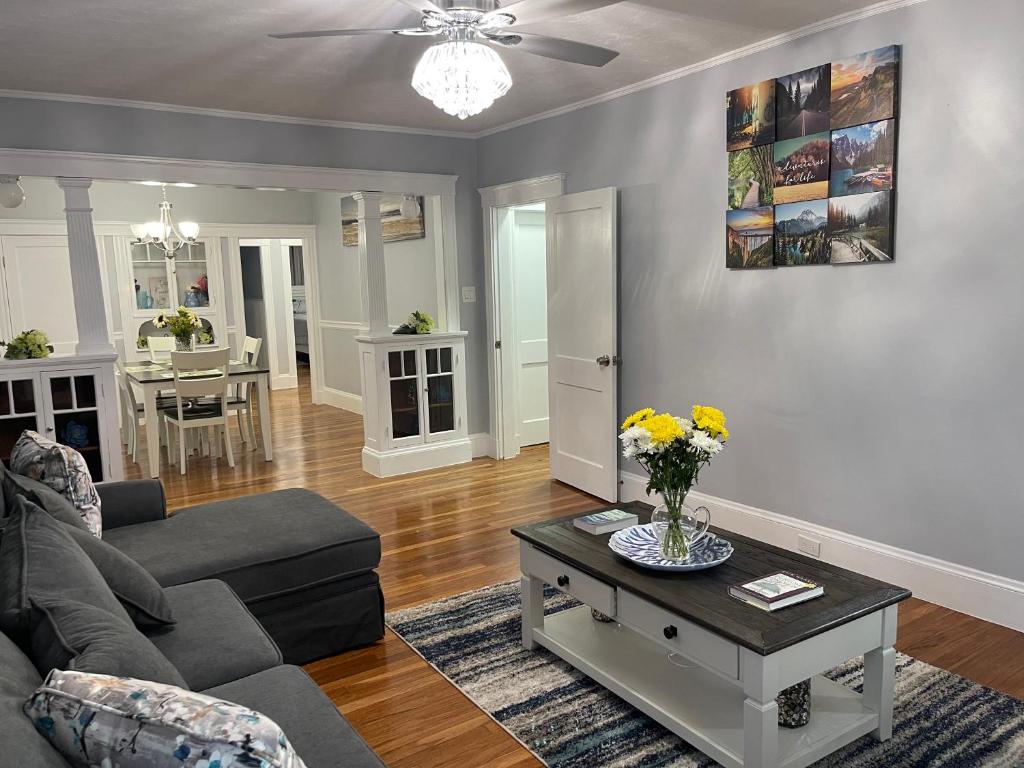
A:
619 405 729 561
153 306 202 351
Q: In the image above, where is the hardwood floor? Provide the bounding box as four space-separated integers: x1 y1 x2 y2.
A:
123 365 1024 767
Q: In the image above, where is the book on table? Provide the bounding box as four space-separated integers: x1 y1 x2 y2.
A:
729 572 824 611
573 509 639 535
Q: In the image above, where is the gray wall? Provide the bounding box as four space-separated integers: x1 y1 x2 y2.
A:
477 0 1024 581
0 96 486 433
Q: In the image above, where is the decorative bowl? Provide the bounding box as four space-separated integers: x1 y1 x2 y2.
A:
608 523 733 572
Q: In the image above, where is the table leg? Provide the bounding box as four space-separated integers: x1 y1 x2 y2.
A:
520 544 544 651
142 385 161 479
257 375 273 461
741 649 780 768
864 604 898 741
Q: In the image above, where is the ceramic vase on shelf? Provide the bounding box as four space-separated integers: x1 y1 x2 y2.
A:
650 492 711 562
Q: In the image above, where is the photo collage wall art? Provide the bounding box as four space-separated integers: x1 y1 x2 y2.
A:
726 45 899 268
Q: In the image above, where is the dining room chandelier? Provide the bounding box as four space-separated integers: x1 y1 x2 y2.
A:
411 36 512 120
130 184 200 258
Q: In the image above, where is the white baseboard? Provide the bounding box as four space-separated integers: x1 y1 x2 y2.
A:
470 432 496 458
270 373 298 390
619 470 1024 634
362 439 473 477
320 387 362 414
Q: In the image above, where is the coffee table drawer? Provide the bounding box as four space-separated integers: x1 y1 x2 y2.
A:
523 547 616 617
618 590 738 679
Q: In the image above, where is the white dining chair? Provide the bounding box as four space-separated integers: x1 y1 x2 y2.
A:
147 335 177 363
164 349 234 475
228 336 263 449
117 359 172 464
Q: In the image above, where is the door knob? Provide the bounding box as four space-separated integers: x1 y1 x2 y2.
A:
556 574 570 587
596 355 611 367
663 625 678 640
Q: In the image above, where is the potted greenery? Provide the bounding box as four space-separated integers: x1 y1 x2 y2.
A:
1 329 54 360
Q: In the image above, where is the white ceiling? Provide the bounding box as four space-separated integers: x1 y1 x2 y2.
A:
0 0 891 134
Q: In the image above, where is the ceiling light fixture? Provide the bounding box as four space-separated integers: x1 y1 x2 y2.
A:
411 37 512 120
0 176 27 209
129 183 199 259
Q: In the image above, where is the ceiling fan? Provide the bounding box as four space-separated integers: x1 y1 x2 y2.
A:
270 0 622 120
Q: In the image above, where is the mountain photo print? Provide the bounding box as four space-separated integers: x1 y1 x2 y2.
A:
830 119 895 197
774 200 829 266
830 45 900 130
828 191 893 263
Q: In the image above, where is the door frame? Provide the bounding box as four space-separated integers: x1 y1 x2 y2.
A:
479 173 565 460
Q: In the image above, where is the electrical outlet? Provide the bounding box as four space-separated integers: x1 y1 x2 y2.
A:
461 286 477 303
797 534 821 558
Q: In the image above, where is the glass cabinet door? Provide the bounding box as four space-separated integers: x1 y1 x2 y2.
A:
43 372 104 481
130 243 171 311
0 377 42 465
174 242 212 309
424 345 456 438
387 349 420 442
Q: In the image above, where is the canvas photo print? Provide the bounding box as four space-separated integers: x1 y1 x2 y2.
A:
774 199 829 266
726 79 775 151
342 196 426 247
775 64 830 140
830 45 900 130
773 132 830 204
830 119 895 197
828 190 893 263
726 207 774 269
728 145 774 209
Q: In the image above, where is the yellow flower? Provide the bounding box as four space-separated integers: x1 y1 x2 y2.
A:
643 413 684 448
621 408 655 431
692 404 729 440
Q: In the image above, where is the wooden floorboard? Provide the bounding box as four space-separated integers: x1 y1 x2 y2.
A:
123 365 1024 767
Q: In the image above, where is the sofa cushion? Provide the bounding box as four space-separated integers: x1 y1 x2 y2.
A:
10 431 101 537
61 522 175 627
0 632 69 767
0 496 131 642
103 489 381 602
204 665 385 768
25 669 307 768
2 467 91 533
146 580 282 691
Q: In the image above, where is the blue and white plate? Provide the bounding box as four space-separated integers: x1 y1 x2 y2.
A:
608 524 734 572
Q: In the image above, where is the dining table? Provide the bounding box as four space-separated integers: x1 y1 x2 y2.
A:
122 360 273 478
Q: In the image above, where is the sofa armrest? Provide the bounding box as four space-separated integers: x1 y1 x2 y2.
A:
96 480 167 530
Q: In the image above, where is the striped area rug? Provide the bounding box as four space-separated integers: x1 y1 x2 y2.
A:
387 581 1024 768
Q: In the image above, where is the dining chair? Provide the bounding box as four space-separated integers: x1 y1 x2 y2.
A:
147 335 177 363
228 336 263 449
116 359 171 464
164 349 234 475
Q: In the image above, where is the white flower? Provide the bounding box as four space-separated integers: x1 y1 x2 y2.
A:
619 425 653 458
689 429 723 455
675 417 693 436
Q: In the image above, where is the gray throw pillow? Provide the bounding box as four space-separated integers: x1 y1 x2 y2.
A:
2 468 91 533
61 523 176 627
30 600 187 688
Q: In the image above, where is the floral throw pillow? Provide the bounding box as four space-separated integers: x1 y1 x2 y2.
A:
10 431 102 538
24 670 308 768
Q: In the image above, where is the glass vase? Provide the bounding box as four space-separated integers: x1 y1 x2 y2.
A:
174 334 194 352
651 495 690 562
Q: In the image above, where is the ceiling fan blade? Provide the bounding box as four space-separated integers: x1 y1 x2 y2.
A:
394 0 448 16
487 0 621 27
483 31 619 67
269 28 438 39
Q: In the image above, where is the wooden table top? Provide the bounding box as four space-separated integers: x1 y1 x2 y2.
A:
512 502 911 655
124 360 269 384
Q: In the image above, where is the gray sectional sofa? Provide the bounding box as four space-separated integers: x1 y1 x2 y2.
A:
1 473 387 768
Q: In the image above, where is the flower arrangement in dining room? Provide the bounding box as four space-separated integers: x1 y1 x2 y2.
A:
619 405 729 561
153 306 202 351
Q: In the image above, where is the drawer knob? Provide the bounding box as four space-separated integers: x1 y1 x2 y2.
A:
556 574 570 588
663 625 678 640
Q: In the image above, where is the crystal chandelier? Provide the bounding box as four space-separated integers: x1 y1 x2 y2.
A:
130 184 199 258
412 35 512 120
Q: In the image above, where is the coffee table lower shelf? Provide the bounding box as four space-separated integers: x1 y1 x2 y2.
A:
534 605 878 768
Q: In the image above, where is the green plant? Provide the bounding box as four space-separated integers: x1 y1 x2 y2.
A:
197 329 215 345
137 335 149 349
153 306 201 342
1 329 52 360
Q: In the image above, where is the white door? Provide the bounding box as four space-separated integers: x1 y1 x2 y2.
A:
512 208 549 447
546 188 618 501
0 236 79 355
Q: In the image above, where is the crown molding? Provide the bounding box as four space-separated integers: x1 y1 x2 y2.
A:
0 88 478 140
473 0 929 139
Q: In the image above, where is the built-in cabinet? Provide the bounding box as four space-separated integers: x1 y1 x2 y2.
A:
116 238 226 361
358 331 470 477
0 354 122 481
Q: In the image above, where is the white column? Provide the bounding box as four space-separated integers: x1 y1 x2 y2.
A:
354 191 389 336
57 177 113 355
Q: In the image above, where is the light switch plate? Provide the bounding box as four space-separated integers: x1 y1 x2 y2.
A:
461 286 477 303
797 534 821 558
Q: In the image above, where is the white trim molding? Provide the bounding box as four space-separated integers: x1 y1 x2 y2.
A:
321 387 363 415
470 432 494 459
619 471 1024 634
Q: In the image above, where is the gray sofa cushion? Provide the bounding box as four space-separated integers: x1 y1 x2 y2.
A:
0 631 69 768
104 488 381 602
2 466 91 533
204 665 386 768
146 580 282 691
61 522 175 627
